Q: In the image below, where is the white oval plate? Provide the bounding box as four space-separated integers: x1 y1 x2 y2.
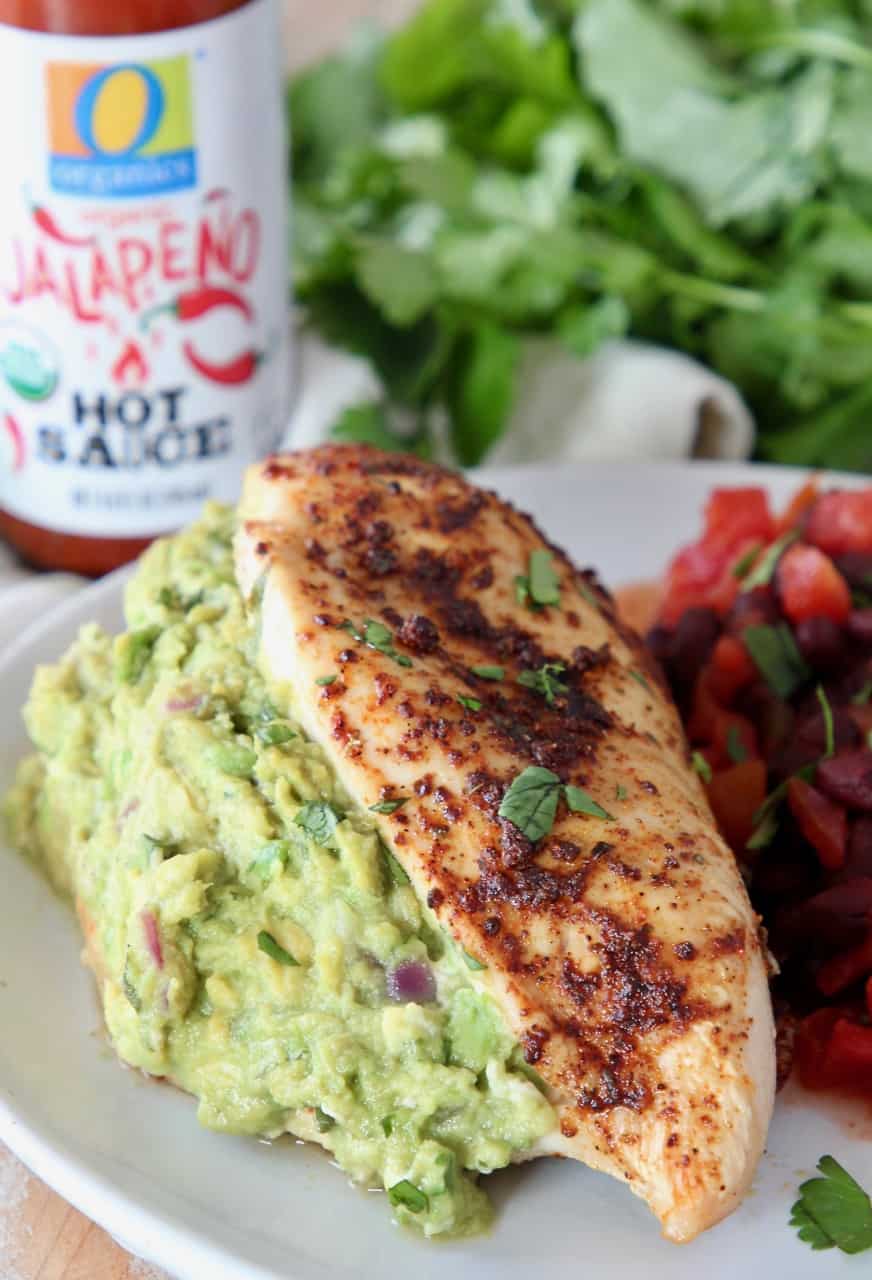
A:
1 461 870 1280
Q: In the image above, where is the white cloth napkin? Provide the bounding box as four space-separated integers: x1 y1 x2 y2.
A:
286 332 755 463
2 332 755 629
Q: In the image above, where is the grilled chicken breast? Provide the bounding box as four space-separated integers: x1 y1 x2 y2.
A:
236 444 775 1242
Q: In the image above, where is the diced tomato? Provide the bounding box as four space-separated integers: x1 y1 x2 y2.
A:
711 711 758 767
777 478 820 535
816 928 872 996
706 758 767 851
795 1007 842 1091
659 489 774 625
824 1018 872 1087
708 634 756 705
795 1010 872 1094
806 490 872 556
777 542 851 625
703 488 775 550
787 777 848 873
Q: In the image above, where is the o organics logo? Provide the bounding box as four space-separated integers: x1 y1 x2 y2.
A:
46 57 196 198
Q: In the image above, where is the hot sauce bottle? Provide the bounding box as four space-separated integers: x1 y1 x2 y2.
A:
0 0 290 574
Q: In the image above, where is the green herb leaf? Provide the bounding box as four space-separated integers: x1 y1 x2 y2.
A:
628 669 651 693
342 618 413 668
314 1106 335 1133
564 784 614 821
527 549 561 607
381 1114 394 1137
517 662 568 705
142 833 175 853
691 751 713 783
790 1155 872 1255
457 694 483 712
498 766 562 842
577 582 600 610
744 623 811 700
471 665 504 681
852 679 872 706
257 930 299 967
732 544 761 580
384 849 410 887
387 1179 429 1214
462 948 486 971
615 783 628 801
726 724 748 764
316 674 338 687
294 802 339 845
369 797 409 814
817 685 835 759
248 840 294 880
741 530 799 590
255 722 297 746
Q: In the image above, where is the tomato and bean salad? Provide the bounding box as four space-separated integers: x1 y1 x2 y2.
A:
647 483 872 1099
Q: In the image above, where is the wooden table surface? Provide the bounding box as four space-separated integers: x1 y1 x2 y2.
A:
0 3 418 1277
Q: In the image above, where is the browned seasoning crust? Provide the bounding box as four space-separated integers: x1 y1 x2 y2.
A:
237 444 774 1241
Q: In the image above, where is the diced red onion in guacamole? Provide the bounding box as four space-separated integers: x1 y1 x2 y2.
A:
142 910 164 969
386 959 435 1004
165 694 204 713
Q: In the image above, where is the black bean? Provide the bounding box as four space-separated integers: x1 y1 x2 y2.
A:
847 609 872 644
725 587 780 634
669 607 720 685
775 875 872 950
645 625 673 666
794 617 847 669
834 552 872 591
816 750 872 811
735 681 795 757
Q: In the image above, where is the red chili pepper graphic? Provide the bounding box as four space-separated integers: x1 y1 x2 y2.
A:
4 413 25 471
30 203 95 248
182 339 264 386
140 286 253 330
112 340 149 387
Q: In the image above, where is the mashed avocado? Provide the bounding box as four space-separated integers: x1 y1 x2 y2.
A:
4 504 554 1237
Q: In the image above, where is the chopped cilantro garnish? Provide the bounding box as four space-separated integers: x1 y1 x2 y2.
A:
726 724 748 764
314 1107 335 1133
817 685 835 759
517 662 568 705
388 1180 429 1214
577 580 600 609
615 783 628 801
384 849 410 887
462 948 487 971
498 766 562 842
691 751 713 783
516 550 561 610
744 623 810 700
741 529 799 590
340 617 413 668
457 694 482 712
255 722 297 745
208 743 257 777
316 674 337 687
731 544 761 580
369 797 409 814
628 669 651 693
248 840 293 879
471 664 504 680
852 678 872 706
564 784 614 821
294 801 339 844
257 930 299 967
790 1155 872 1255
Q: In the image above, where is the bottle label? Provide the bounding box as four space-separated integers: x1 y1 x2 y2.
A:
0 0 290 537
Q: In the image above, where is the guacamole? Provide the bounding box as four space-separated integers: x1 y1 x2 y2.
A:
4 504 554 1237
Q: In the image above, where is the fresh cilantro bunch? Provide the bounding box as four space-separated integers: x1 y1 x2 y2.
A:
290 0 872 470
